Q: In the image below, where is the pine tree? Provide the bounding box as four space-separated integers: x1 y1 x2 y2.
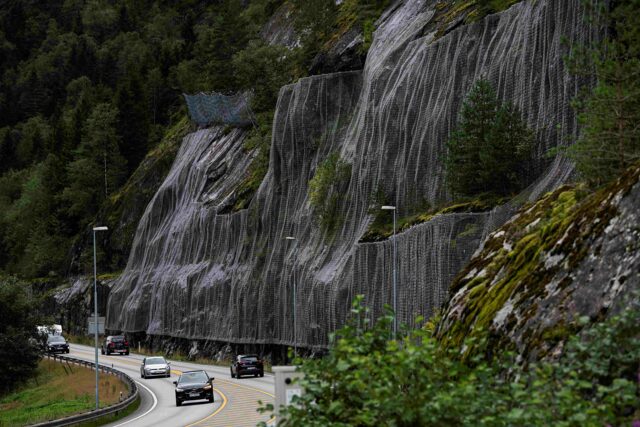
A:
445 79 535 198
62 102 126 220
565 0 640 186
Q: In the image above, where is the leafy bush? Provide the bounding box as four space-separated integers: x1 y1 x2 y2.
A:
0 276 46 396
261 296 640 426
232 111 274 211
445 79 535 198
308 152 352 234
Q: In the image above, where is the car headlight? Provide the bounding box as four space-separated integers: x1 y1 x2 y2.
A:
175 388 183 392
203 384 212 390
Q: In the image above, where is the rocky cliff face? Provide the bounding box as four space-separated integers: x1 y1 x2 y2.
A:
106 0 600 348
437 166 640 360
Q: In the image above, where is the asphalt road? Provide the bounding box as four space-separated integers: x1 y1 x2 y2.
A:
68 344 275 427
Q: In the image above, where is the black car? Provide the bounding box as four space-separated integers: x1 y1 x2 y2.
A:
46 335 69 354
174 370 214 406
101 335 130 355
230 354 264 378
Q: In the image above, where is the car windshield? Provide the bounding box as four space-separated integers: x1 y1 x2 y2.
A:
111 336 125 342
241 355 258 362
146 357 166 365
179 371 208 383
48 336 65 343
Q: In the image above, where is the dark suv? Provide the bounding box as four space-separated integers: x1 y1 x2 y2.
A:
46 335 69 354
230 354 264 378
174 370 214 406
101 335 130 355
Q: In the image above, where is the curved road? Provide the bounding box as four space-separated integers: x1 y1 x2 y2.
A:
69 344 275 427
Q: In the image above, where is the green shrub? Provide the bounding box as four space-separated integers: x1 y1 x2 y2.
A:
233 111 274 211
260 295 640 426
308 152 351 234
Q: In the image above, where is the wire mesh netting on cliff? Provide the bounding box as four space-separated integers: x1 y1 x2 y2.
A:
183 92 254 127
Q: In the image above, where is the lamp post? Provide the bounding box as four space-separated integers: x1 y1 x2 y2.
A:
381 206 397 338
285 236 297 357
92 225 108 410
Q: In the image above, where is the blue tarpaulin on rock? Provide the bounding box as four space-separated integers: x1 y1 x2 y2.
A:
183 92 254 127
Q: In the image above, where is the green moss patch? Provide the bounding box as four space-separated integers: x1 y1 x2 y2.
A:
437 166 640 356
360 194 509 243
433 0 524 38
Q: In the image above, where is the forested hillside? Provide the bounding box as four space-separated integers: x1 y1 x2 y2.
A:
0 0 286 278
0 0 400 279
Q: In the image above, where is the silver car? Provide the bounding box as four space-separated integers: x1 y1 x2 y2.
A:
140 356 171 379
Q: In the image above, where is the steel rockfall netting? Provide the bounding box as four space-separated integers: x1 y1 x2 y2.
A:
183 92 254 127
107 0 600 348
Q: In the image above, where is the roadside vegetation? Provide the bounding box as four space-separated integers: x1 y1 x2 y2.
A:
0 276 46 395
261 296 640 426
0 358 131 426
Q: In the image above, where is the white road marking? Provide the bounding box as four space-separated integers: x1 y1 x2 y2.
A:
111 380 158 427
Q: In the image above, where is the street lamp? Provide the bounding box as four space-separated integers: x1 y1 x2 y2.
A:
381 206 397 338
285 236 297 357
92 225 108 410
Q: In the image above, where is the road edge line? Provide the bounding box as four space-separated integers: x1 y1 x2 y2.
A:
112 380 158 427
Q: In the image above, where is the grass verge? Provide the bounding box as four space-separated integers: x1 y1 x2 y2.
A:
0 358 130 426
76 394 140 427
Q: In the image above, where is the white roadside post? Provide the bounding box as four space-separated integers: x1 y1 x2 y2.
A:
273 365 304 426
92 225 108 410
381 206 397 338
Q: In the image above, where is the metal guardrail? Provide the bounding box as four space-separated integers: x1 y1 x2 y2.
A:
31 353 139 427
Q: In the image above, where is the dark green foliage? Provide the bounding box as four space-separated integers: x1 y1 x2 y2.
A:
361 194 509 243
564 0 640 186
233 112 274 212
62 103 126 221
291 0 390 73
233 40 295 114
260 296 640 426
308 152 352 234
445 79 535 198
0 0 281 278
0 277 46 396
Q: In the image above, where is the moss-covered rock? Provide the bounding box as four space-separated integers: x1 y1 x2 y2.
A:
437 166 640 360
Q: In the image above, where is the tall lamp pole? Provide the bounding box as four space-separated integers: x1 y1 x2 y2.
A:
381 206 397 338
92 225 108 410
285 236 297 357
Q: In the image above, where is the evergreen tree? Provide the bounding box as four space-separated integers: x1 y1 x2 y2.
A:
565 0 640 186
115 72 151 173
445 79 534 198
62 102 126 221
